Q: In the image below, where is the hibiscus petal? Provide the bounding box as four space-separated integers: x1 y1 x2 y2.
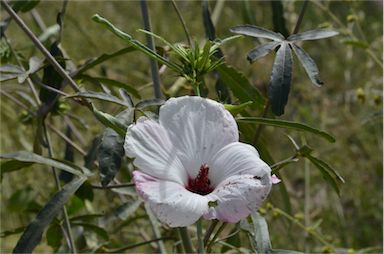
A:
204 174 271 223
159 96 239 178
133 171 209 227
124 118 187 184
208 142 271 187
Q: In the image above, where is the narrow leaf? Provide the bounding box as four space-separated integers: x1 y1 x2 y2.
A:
202 0 216 40
271 1 289 38
306 155 344 183
0 160 33 180
135 98 165 109
306 154 341 196
224 101 253 116
13 177 86 253
230 25 284 41
236 117 336 143
0 151 85 176
74 47 136 75
217 64 265 110
251 212 273 253
287 29 339 42
0 64 24 74
67 91 129 107
71 222 109 241
269 42 292 115
80 75 141 99
115 200 142 220
247 41 280 63
93 109 127 137
92 14 181 72
291 43 323 86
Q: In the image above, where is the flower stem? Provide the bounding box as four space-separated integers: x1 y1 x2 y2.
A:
206 222 227 253
203 219 219 246
292 0 309 34
196 219 205 253
178 227 194 253
171 0 192 46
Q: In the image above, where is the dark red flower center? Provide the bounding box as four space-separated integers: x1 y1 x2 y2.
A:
186 164 213 195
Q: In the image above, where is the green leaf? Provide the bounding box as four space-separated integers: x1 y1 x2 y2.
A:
0 64 24 82
269 42 293 116
224 101 253 115
0 160 33 180
115 200 142 220
271 1 289 38
67 91 130 107
291 44 323 86
46 223 62 250
13 177 86 253
92 14 181 72
74 47 136 75
305 154 342 196
80 75 141 99
37 24 60 43
341 39 369 49
71 222 109 241
287 29 339 42
12 0 40 12
93 109 128 137
236 117 336 143
0 226 25 238
135 98 165 110
241 212 272 253
230 25 284 41
0 151 85 176
247 41 280 63
217 64 265 110
202 0 216 40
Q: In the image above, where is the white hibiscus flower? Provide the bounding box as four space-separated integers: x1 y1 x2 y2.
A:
124 96 274 227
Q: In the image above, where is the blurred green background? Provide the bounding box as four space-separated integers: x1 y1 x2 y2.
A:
1 0 382 253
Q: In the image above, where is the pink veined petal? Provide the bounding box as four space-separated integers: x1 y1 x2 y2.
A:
159 96 239 178
271 174 281 184
204 174 272 223
133 171 209 227
124 117 187 184
208 142 271 187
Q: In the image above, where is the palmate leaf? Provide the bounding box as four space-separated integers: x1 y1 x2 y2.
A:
287 29 339 42
230 25 284 41
247 41 281 63
13 177 86 253
291 44 323 86
269 42 292 116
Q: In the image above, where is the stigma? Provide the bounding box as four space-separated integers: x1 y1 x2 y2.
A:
186 164 214 195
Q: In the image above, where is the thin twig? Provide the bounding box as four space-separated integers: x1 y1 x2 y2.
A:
47 123 86 156
0 90 35 114
90 183 135 189
206 222 227 253
203 219 219 246
252 99 270 145
140 0 162 99
105 237 173 253
42 121 77 253
171 0 192 46
1 1 83 95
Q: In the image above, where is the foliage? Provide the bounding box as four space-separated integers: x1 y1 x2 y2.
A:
0 1 382 253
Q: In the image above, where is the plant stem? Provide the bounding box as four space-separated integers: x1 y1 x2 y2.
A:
171 0 192 46
203 219 219 246
90 183 135 189
178 227 194 253
105 237 173 253
1 0 82 94
42 121 77 253
140 0 162 99
252 99 270 145
206 222 227 253
292 0 309 34
196 219 205 253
